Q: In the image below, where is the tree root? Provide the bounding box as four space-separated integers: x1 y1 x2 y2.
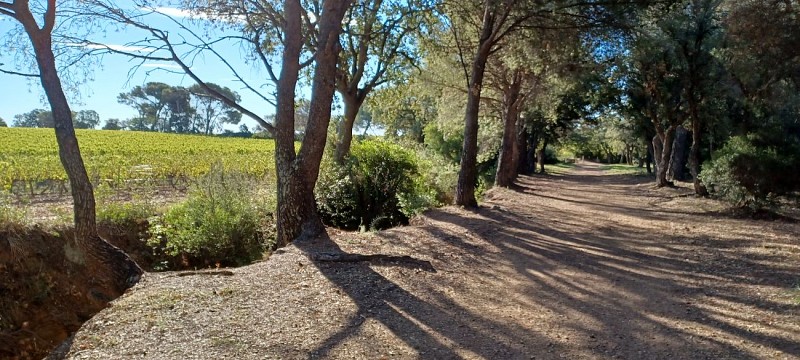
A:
309 252 436 272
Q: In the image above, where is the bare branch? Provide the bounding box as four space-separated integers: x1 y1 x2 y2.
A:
0 67 39 77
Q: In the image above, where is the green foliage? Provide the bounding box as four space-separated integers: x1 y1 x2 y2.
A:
316 140 438 231
423 122 462 163
147 168 275 266
97 202 155 227
414 147 459 204
95 182 157 227
700 136 800 209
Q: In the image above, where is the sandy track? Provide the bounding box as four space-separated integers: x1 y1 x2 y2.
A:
59 162 800 359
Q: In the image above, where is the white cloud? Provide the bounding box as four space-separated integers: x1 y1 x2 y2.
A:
140 63 183 69
148 7 203 19
66 42 151 53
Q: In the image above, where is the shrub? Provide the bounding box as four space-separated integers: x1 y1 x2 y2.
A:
543 146 559 164
316 140 438 231
148 167 275 267
97 201 155 226
413 147 459 204
700 135 800 209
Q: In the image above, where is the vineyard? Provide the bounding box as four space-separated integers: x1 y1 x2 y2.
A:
0 128 276 195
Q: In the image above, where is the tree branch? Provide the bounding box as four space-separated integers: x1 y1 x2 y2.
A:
0 67 40 77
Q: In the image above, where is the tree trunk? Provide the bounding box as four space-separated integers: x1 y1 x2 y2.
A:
495 71 522 188
668 125 690 181
276 0 350 244
527 132 538 175
334 93 364 163
652 134 662 177
656 126 676 187
455 6 495 207
516 124 528 175
24 14 141 295
688 102 709 196
646 139 654 174
537 140 548 174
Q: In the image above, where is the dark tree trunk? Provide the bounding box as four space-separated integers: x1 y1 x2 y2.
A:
455 5 495 207
334 93 364 163
656 126 676 187
274 0 351 244
495 71 522 187
20 5 141 295
646 140 654 174
688 102 709 196
668 125 690 181
527 132 538 175
516 124 528 175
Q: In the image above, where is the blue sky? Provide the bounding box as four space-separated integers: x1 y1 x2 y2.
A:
0 6 280 131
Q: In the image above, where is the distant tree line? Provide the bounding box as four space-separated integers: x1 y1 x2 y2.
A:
117 82 243 134
12 109 101 129
8 82 244 134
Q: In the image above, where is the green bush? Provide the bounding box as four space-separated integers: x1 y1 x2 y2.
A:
413 147 459 204
543 146 560 164
148 168 275 267
316 140 438 231
97 201 155 226
700 135 800 209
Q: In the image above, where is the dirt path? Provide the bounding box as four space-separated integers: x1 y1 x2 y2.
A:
59 161 800 359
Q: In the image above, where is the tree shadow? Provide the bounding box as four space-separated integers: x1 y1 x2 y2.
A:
293 234 556 358
413 175 800 358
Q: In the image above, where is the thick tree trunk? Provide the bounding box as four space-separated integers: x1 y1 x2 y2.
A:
25 17 141 294
656 126 676 187
278 0 350 243
455 7 495 207
334 94 364 163
668 125 690 181
495 72 522 188
688 103 709 196
652 134 662 176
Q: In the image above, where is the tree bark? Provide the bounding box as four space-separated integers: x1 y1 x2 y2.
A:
646 139 654 174
527 132 538 175
668 125 690 181
495 71 523 187
334 93 364 163
656 126 676 187
18 2 141 295
688 100 709 196
273 0 351 244
455 4 495 207
273 0 306 245
516 124 528 175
